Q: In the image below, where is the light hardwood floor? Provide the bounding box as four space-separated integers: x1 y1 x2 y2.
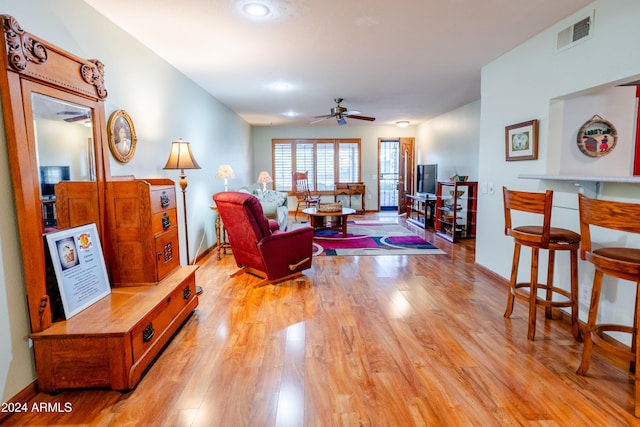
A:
4 213 640 426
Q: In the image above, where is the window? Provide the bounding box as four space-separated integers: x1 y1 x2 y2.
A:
272 139 361 192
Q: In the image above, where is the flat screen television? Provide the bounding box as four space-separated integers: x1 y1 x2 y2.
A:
40 166 70 200
416 164 437 195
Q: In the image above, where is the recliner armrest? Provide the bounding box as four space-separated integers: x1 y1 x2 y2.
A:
258 226 314 277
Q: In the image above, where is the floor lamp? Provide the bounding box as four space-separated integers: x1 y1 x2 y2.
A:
163 138 202 294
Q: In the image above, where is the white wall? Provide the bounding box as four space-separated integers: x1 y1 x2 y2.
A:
252 125 417 209
416 100 480 182
0 0 251 401
476 0 640 342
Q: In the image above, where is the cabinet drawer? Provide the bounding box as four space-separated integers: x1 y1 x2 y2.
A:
131 276 196 362
155 229 180 281
152 208 177 234
150 186 176 212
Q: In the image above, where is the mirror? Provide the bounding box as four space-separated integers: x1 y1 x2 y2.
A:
32 93 96 232
1 14 110 332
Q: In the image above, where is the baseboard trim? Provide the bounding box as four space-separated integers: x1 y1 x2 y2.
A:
193 244 215 265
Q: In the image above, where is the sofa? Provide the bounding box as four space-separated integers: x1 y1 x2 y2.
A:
238 184 289 230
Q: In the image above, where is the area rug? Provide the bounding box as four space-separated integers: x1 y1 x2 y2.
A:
293 220 445 256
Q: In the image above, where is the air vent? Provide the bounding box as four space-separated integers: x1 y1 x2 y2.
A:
555 11 594 53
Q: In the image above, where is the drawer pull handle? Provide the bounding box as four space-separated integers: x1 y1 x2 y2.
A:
183 286 191 300
162 212 171 230
142 323 155 343
163 243 173 262
160 191 170 208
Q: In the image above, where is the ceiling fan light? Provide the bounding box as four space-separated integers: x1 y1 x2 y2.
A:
396 121 410 128
242 3 270 17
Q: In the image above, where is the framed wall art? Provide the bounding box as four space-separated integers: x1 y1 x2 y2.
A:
505 119 538 161
107 109 137 163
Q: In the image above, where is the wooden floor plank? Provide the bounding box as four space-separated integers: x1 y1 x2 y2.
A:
4 213 640 426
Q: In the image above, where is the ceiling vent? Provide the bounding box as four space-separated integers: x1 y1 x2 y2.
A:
555 11 594 53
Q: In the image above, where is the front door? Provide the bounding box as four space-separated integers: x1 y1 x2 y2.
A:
378 137 414 214
398 137 414 215
378 139 399 211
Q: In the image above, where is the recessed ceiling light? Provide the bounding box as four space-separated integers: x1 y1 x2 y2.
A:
272 83 289 90
243 3 270 17
284 111 297 117
396 121 410 128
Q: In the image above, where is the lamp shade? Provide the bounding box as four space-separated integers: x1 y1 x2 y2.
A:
257 171 273 184
163 139 201 170
215 164 236 179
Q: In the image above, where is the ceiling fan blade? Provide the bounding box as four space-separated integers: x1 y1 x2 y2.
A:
312 114 333 119
63 114 91 123
345 114 375 122
309 116 332 124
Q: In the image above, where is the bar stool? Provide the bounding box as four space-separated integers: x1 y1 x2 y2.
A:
503 187 581 341
575 193 640 417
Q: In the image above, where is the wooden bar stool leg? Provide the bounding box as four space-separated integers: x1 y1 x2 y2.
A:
635 282 640 417
505 243 521 318
570 249 582 342
528 247 540 341
633 284 639 361
630 284 640 375
545 250 556 320
577 270 604 375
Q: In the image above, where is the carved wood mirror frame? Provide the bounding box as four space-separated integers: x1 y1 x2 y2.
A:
0 15 111 333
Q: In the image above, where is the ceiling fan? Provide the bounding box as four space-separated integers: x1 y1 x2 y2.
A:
310 98 375 125
57 110 91 123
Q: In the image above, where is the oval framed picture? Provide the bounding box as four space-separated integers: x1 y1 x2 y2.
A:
577 115 617 157
107 110 137 163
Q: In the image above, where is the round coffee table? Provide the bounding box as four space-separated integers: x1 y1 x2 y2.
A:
302 207 356 238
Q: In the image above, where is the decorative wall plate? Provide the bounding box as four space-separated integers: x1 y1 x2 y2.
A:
577 114 617 157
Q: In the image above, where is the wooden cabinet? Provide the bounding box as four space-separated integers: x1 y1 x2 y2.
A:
334 182 365 214
435 181 477 242
406 194 436 229
46 177 198 393
55 181 101 230
106 179 180 286
30 266 198 393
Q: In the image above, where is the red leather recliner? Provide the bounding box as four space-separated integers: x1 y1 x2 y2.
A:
212 191 314 286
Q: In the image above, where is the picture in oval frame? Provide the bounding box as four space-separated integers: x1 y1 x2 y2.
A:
107 110 137 163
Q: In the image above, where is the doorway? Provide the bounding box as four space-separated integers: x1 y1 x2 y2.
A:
379 139 399 211
378 137 414 214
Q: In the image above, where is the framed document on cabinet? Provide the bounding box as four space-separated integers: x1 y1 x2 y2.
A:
45 223 111 319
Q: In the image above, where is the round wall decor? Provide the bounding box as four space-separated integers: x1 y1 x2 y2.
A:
577 114 617 157
107 110 137 163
